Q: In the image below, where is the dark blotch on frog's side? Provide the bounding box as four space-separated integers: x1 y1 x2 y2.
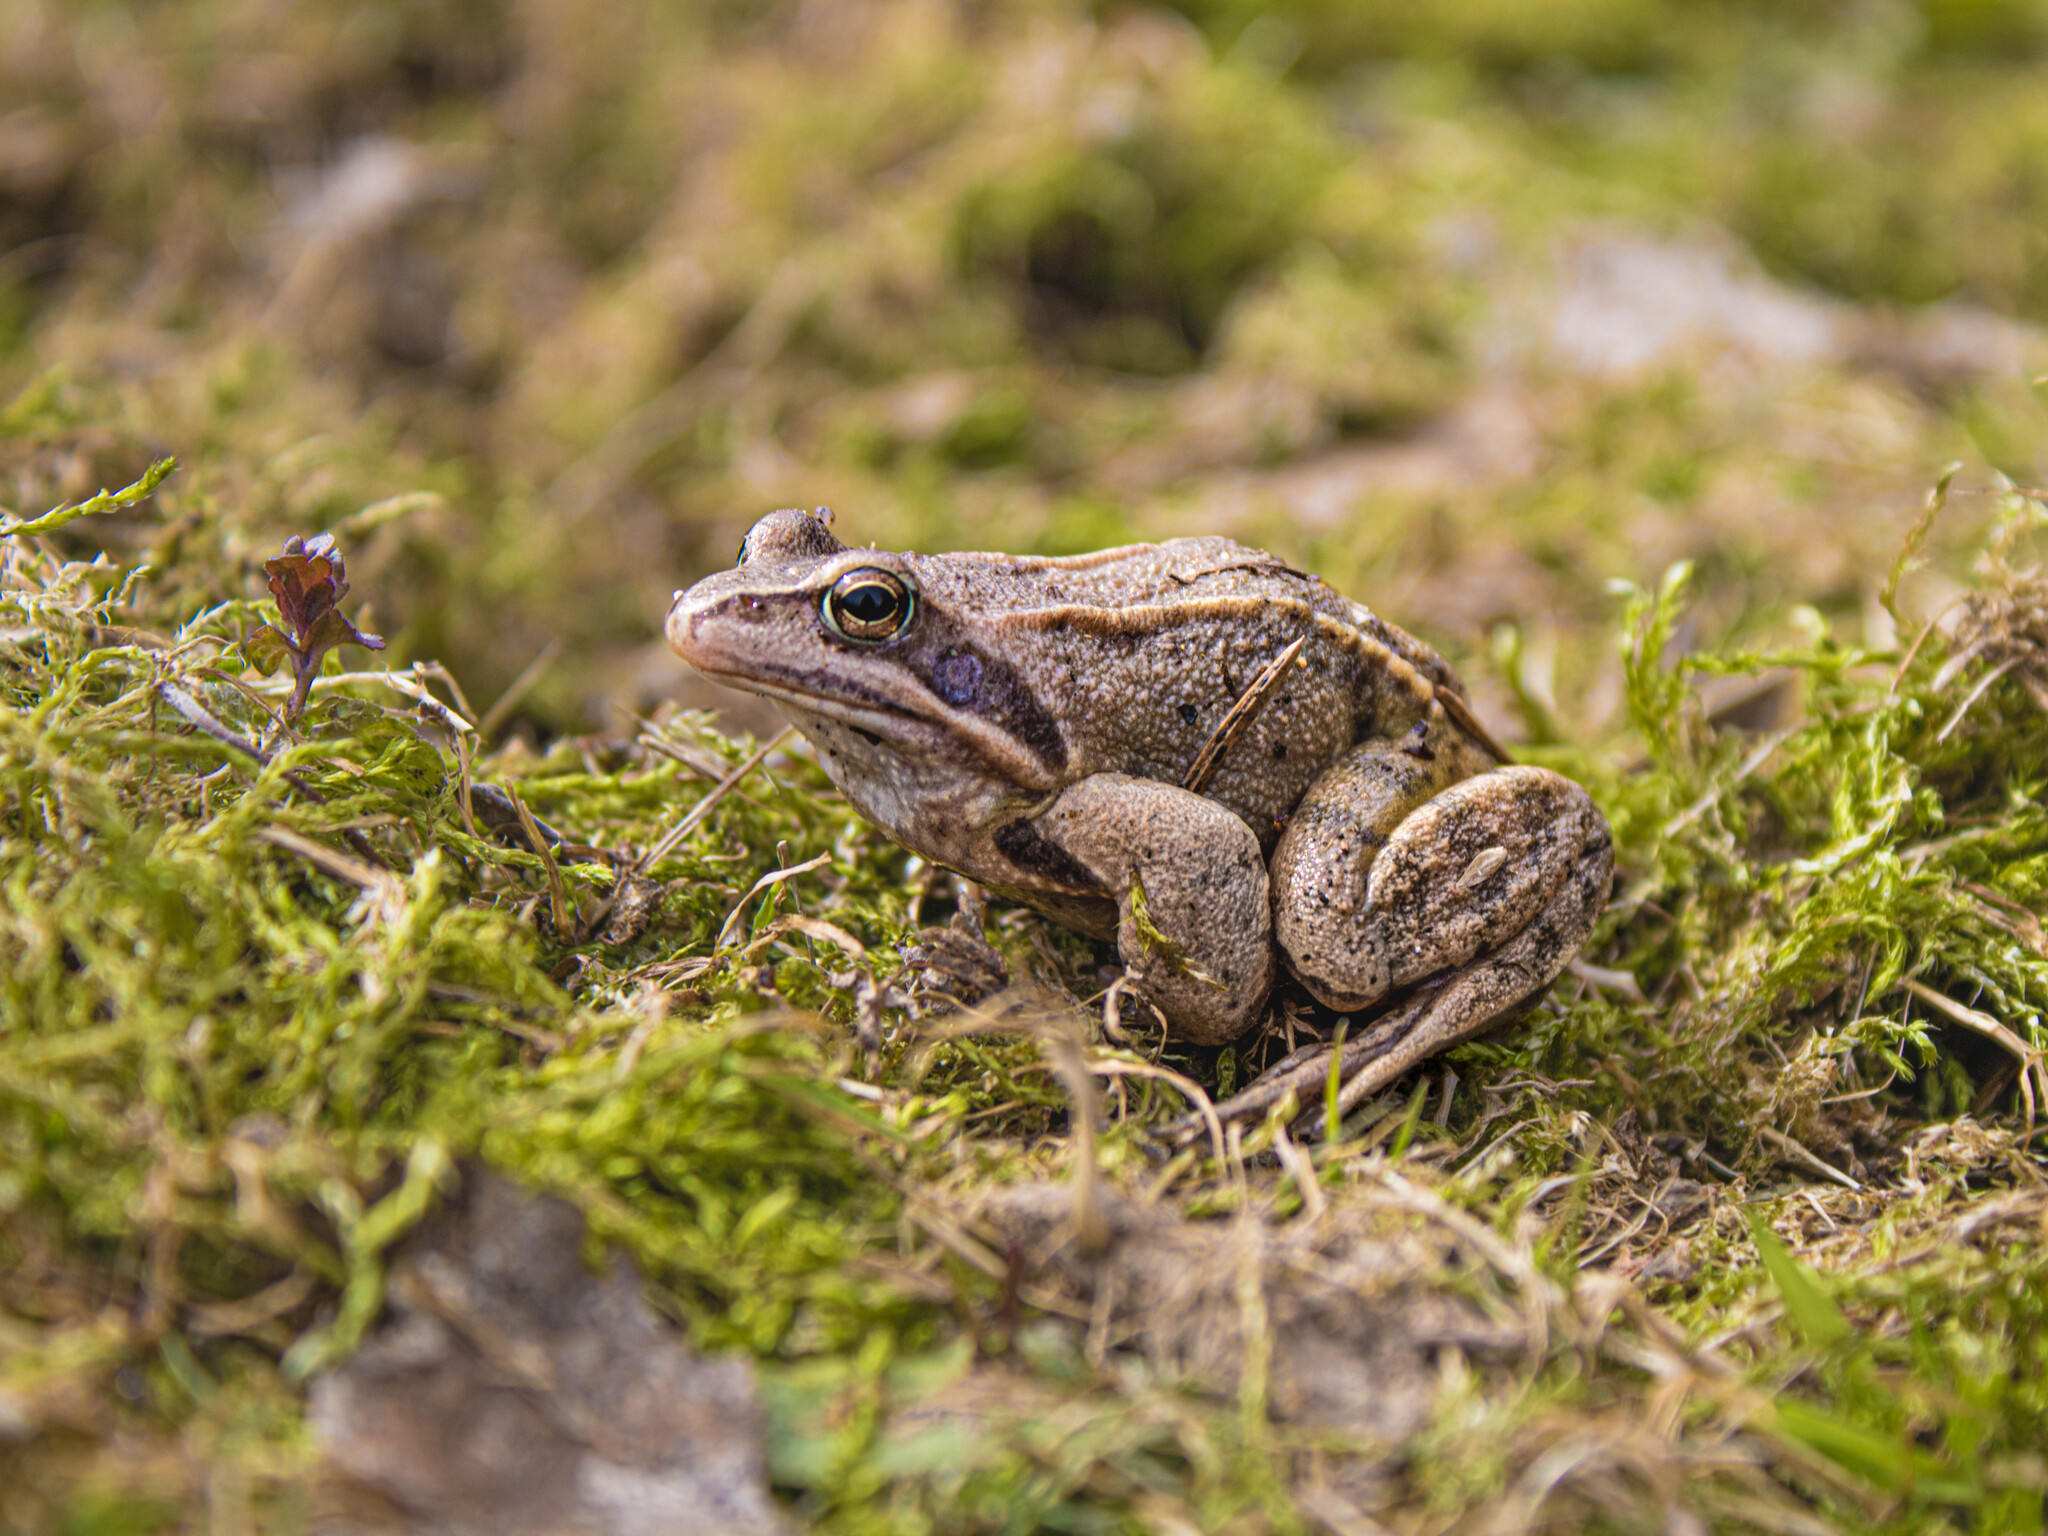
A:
993 815 1102 894
904 620 1067 775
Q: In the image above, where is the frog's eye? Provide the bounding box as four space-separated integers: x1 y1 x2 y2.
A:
822 568 916 642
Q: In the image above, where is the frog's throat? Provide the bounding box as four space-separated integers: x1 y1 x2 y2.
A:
683 662 1067 794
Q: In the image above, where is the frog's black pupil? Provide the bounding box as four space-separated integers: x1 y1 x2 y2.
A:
841 584 898 624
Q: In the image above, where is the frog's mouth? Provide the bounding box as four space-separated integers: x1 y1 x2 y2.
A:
685 657 933 741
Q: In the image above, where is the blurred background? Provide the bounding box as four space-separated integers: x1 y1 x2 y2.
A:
3 0 2045 742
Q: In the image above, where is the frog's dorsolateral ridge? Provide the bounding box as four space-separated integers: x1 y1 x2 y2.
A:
668 508 1612 1123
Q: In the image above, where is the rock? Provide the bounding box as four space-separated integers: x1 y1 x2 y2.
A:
981 1183 1512 1442
310 1170 790 1536
1532 225 2043 387
1541 227 1846 380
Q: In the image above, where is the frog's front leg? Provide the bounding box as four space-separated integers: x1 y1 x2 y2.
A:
1226 744 1611 1123
1026 773 1275 1045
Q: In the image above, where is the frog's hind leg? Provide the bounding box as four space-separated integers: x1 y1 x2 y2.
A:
1207 753 1611 1130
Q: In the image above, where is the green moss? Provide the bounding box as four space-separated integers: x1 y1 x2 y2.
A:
8 429 2048 1535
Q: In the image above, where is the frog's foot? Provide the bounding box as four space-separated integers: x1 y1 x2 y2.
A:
903 914 1010 1011
1163 998 1404 1133
1198 763 1612 1133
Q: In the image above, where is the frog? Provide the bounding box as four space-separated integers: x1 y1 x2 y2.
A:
666 507 1612 1121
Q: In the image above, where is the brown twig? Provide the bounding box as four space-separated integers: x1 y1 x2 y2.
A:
477 638 561 742
715 852 834 949
1902 978 2046 1132
635 726 794 873
1182 636 1305 794
1756 1126 1862 1191
507 784 574 938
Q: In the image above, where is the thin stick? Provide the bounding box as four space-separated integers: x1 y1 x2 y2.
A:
738 912 868 964
191 666 292 744
1935 656 2020 742
1272 1122 1326 1222
452 730 480 841
636 726 794 873
1902 978 2046 1132
159 682 270 765
374 665 477 739
478 639 562 742
411 660 477 724
1887 596 1967 695
1757 1126 1862 1191
613 983 669 1084
1567 958 1647 1004
715 851 832 949
257 826 396 893
508 784 573 937
1089 1059 1227 1170
1036 1012 1109 1256
1662 727 1797 836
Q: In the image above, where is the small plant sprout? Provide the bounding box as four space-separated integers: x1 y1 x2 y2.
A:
246 532 386 720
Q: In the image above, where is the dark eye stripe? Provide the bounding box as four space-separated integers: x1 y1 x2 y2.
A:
822 568 915 642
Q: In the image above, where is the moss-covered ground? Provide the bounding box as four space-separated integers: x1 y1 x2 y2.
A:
4 2 2048 1531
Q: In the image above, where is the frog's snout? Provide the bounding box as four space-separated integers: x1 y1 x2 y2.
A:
664 583 709 663
666 578 767 672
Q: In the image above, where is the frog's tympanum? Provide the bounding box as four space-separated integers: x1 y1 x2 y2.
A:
668 509 1612 1117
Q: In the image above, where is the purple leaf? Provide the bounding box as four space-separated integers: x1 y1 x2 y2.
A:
261 532 385 721
305 608 386 656
264 533 351 645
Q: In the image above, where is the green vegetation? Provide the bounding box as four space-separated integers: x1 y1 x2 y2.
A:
4 0 2048 1531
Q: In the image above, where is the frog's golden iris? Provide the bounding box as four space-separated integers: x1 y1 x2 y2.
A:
822 568 916 642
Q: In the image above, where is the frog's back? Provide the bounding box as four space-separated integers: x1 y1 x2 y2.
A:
909 537 1320 616
908 536 1467 842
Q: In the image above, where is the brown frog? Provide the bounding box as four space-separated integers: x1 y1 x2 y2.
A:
667 509 1611 1118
